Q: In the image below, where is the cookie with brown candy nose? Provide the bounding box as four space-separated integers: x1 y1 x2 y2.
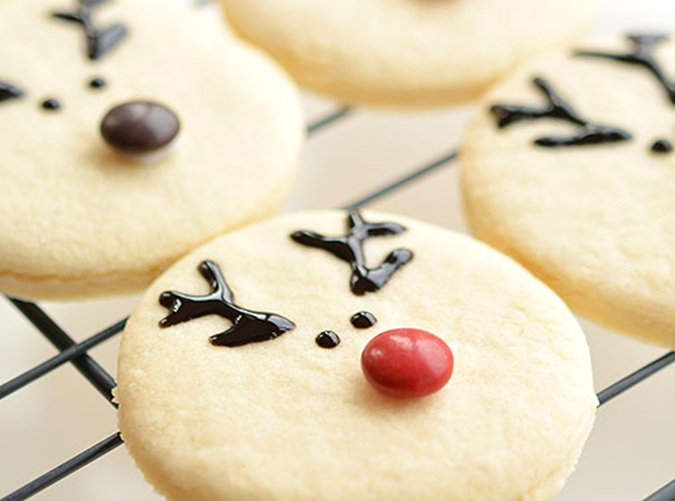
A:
218 0 598 106
0 0 303 300
116 210 597 501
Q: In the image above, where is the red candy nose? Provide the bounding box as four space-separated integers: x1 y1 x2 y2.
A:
361 328 454 398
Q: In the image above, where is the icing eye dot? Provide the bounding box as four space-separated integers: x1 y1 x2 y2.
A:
361 328 454 399
89 77 107 90
350 311 377 329
316 331 341 349
41 98 61 112
651 138 673 154
101 100 180 154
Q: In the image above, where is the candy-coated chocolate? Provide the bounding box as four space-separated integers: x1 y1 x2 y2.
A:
361 328 453 398
101 100 180 154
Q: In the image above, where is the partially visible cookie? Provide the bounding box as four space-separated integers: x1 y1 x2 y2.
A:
461 34 675 348
117 210 596 501
0 0 303 300
218 0 598 106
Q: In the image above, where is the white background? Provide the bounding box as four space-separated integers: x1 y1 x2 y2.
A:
1 1 675 500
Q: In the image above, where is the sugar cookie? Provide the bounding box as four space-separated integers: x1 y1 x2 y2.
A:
0 0 304 300
462 34 675 347
117 210 596 501
218 0 598 106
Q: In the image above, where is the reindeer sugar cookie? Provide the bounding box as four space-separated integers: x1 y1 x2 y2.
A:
462 34 675 348
116 210 597 501
0 0 303 300
217 0 598 106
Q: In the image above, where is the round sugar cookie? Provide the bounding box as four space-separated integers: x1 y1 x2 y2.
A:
0 0 303 300
461 34 675 348
218 0 598 107
116 210 597 501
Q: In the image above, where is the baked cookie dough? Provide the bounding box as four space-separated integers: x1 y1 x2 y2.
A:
461 34 675 348
117 210 596 501
0 0 303 300
218 0 598 107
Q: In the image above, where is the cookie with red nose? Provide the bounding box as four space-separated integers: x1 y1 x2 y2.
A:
0 0 303 300
117 210 597 501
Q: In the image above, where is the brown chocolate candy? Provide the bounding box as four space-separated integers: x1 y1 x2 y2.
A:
100 100 180 154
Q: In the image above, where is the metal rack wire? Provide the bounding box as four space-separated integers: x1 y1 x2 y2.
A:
1 107 674 501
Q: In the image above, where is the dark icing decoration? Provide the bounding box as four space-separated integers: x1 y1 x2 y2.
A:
651 138 673 154
576 34 675 105
89 77 107 89
316 331 341 349
491 77 632 147
100 100 180 154
0 80 25 103
159 260 295 347
41 98 62 111
350 311 377 329
52 0 128 61
291 211 413 296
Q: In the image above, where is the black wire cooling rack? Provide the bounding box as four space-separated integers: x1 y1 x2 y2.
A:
1 107 674 501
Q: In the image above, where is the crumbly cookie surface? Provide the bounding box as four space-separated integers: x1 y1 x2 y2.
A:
0 0 304 300
461 35 675 348
117 210 596 501
219 0 598 106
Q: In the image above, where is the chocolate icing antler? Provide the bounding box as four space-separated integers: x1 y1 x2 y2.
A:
576 34 675 105
159 260 295 347
52 0 128 61
0 80 25 103
491 77 632 147
291 211 413 296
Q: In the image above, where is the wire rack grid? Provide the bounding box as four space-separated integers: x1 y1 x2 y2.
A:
0 106 674 501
